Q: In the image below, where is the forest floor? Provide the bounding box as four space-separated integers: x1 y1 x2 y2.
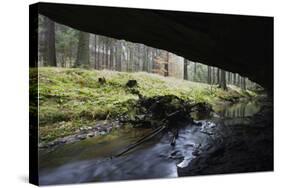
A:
30 67 257 144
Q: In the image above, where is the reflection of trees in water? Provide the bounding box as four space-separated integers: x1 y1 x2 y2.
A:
219 102 260 118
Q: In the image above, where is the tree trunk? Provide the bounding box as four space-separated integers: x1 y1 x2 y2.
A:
116 41 122 71
105 39 109 69
45 17 56 66
237 75 241 87
228 72 231 84
193 62 197 81
142 45 148 72
207 66 211 84
97 41 100 70
212 67 216 84
217 68 220 84
219 70 227 90
94 35 97 69
75 31 90 68
164 52 169 77
242 77 246 90
109 44 114 69
183 59 189 80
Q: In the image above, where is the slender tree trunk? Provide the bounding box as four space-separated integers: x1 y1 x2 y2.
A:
219 70 227 90
217 68 220 84
94 35 97 69
129 47 134 72
45 17 57 66
97 42 100 70
109 45 114 69
105 39 109 69
228 72 231 84
75 31 90 68
142 46 148 72
146 47 150 72
237 75 241 87
242 77 246 90
116 41 122 71
164 52 169 77
212 67 216 84
102 43 106 69
193 62 197 81
207 66 211 84
183 59 188 80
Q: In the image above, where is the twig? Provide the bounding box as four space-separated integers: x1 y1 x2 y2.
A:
114 125 166 157
113 110 183 158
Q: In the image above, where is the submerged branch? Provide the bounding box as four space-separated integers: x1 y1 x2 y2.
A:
114 125 166 157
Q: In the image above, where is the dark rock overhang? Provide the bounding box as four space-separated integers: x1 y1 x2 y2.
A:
33 2 273 91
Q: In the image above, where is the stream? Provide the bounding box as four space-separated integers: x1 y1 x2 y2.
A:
38 100 273 185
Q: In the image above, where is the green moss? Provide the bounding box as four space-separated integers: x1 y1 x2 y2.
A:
31 67 257 142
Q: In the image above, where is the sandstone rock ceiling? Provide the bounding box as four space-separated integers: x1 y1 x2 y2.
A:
37 2 273 91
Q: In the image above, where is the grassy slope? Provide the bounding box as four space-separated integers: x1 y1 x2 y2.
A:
31 67 256 142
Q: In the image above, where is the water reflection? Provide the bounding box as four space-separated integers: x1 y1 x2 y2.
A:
39 100 262 185
213 101 261 118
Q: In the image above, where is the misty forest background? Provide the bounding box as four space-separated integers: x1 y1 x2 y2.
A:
38 15 257 90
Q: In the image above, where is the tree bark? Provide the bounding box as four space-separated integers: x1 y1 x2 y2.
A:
45 17 57 66
183 59 189 80
164 52 169 77
212 67 216 84
75 31 90 68
219 70 227 90
207 66 211 84
228 72 231 83
94 35 97 69
193 62 197 81
242 77 246 90
217 68 220 84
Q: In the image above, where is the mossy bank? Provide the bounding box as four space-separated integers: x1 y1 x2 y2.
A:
30 67 257 143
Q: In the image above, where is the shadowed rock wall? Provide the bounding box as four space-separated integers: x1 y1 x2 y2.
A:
36 2 273 91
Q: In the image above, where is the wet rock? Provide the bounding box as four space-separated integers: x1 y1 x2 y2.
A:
38 143 48 148
193 121 202 126
77 135 87 140
106 127 112 132
177 157 194 168
169 151 184 159
192 150 200 156
200 121 216 135
136 114 145 120
87 132 95 137
65 137 77 144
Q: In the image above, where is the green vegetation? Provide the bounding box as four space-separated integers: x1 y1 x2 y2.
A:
32 67 257 142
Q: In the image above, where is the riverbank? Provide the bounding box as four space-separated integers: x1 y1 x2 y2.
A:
177 97 273 175
31 67 258 148
38 98 271 184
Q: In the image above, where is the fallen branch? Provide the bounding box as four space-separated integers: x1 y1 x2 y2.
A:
113 110 184 158
114 125 166 157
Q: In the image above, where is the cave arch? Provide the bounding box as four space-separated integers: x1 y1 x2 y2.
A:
34 2 273 91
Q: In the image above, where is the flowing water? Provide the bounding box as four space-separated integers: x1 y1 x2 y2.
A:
39 100 265 185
